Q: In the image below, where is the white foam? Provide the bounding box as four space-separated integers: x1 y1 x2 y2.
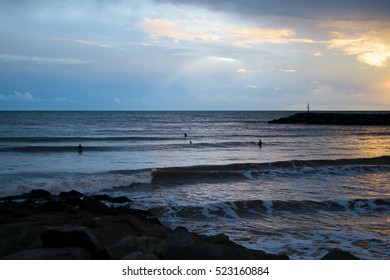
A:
203 202 239 220
0 171 153 197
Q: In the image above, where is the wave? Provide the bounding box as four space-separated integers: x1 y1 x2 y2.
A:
150 156 390 184
0 145 116 153
0 136 180 143
0 141 259 153
150 198 390 219
1 156 389 197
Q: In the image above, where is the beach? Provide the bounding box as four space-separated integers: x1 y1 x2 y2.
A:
0 111 389 259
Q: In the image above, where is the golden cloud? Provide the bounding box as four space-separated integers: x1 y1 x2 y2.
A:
323 19 390 67
227 27 316 46
236 68 247 74
328 31 390 67
142 18 221 42
142 18 317 47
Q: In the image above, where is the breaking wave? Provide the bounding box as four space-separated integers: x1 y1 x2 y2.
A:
150 198 390 220
150 156 390 185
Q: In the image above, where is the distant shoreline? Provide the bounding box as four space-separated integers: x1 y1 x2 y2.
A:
268 112 390 125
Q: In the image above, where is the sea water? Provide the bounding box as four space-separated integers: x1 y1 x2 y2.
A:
0 111 389 259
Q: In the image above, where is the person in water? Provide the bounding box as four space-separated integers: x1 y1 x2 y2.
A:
258 139 262 148
78 144 83 153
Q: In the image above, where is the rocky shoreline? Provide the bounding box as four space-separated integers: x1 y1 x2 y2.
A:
268 112 390 125
0 190 358 260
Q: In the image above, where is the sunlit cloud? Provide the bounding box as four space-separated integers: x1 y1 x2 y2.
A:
236 68 247 74
142 18 221 42
210 56 239 63
327 31 390 67
227 27 317 46
314 51 323 57
278 69 298 73
142 17 319 48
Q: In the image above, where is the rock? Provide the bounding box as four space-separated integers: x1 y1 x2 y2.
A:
165 231 194 247
23 189 52 201
122 251 159 260
91 194 131 204
104 236 140 260
2 248 91 260
40 226 106 259
59 190 84 205
0 239 24 259
123 215 171 237
0 190 290 260
58 191 111 214
321 248 359 260
117 208 163 225
105 236 166 260
16 224 42 249
198 233 239 248
268 113 390 125
91 194 113 202
163 243 289 260
79 196 111 214
44 200 66 212
0 223 30 258
59 190 84 199
111 196 132 204
82 217 136 247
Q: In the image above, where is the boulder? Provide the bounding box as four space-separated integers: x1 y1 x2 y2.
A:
79 196 111 214
2 248 91 260
164 243 289 260
23 189 52 201
105 236 166 260
40 226 106 259
321 248 359 260
0 223 31 258
91 194 131 204
58 190 84 205
44 200 66 212
122 251 159 260
0 190 290 260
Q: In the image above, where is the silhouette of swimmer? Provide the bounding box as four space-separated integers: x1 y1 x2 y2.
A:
77 144 83 153
258 139 262 148
184 133 188 137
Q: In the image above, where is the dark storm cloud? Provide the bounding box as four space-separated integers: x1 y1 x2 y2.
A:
156 0 390 19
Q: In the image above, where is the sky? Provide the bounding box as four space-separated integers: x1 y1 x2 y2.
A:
1 0 390 110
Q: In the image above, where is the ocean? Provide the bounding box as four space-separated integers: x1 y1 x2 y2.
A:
0 111 389 259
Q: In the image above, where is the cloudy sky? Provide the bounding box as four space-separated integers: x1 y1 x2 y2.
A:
1 0 390 110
